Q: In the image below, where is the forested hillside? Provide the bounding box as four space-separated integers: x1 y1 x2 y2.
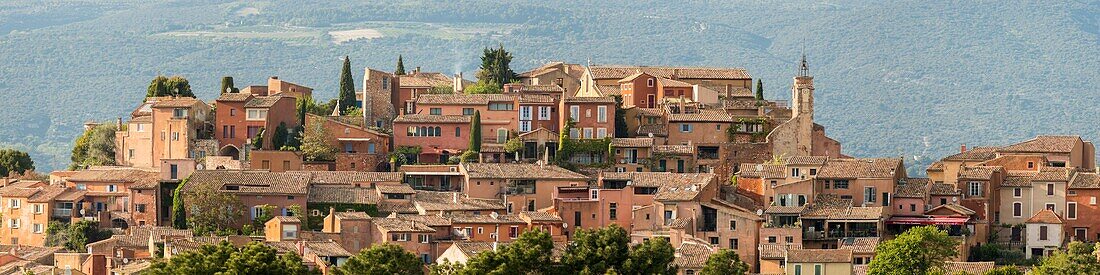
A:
0 0 1097 172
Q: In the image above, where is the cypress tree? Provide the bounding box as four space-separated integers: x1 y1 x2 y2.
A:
220 76 235 94
755 79 764 100
469 111 482 152
171 181 187 229
338 56 357 115
395 55 406 75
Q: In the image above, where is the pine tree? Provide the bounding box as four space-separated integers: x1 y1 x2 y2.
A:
755 79 764 100
220 76 236 94
469 111 482 153
338 56 357 115
395 55 406 75
475 45 516 87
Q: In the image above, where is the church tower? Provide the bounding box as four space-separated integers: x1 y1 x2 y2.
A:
792 54 814 120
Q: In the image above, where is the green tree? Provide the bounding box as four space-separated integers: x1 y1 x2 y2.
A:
272 122 289 150
754 79 764 101
474 45 516 87
0 149 34 177
147 241 316 275
338 56 356 115
184 182 245 235
868 225 959 275
611 95 628 138
333 243 423 275
1031 241 1100 275
69 123 116 170
430 259 464 275
621 237 676 275
463 82 502 94
171 180 187 229
147 76 195 98
147 241 236 275
221 76 238 94
458 228 554 275
249 204 276 231
300 119 337 161
45 220 111 251
429 85 454 94
395 55 406 75
250 127 265 150
468 111 482 152
700 249 749 275
561 224 630 274
503 137 524 160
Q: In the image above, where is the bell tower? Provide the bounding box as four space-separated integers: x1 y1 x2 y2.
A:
792 54 814 120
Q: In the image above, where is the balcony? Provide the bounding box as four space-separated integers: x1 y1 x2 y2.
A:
803 229 878 240
52 209 73 218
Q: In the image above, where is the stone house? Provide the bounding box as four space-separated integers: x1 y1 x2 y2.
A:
1025 209 1064 258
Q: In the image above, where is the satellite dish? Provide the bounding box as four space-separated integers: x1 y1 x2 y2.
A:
756 209 764 216
563 223 569 229
952 197 958 202
196 163 205 170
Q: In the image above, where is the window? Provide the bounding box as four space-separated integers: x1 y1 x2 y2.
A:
173 108 188 118
136 204 147 213
392 233 411 242
8 219 18 229
647 78 655 87
9 199 19 209
419 234 430 243
282 224 298 239
477 227 484 234
462 108 475 115
832 180 849 189
1013 202 1022 217
229 125 236 138
520 121 531 132
538 106 551 120
864 187 877 203
430 108 442 115
135 124 145 132
785 236 794 243
597 106 607 122
809 169 817 175
76 184 86 191
32 204 42 214
570 128 579 139
910 204 916 211
1047 183 1055 196
497 129 508 143
968 181 982 197
368 143 376 154
1040 225 1049 240
729 220 737 230
814 264 822 275
246 109 267 120
520 106 532 120
583 128 593 139
1068 202 1078 219
570 105 580 121
33 223 43 234
794 264 802 275
509 226 519 238
1046 203 1056 211
1028 161 1035 169
488 103 513 110
792 168 800 177
680 124 693 133
609 203 618 220
596 128 607 138
455 127 461 137
768 236 777 243
1014 188 1022 198
1092 197 1098 205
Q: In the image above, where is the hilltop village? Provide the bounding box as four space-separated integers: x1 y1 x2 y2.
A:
0 53 1096 275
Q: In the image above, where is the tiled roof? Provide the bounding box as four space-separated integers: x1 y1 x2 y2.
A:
303 171 404 185
942 147 1000 161
958 166 1001 180
928 183 961 196
335 212 372 220
517 62 584 79
1026 209 1063 224
894 183 928 198
185 170 309 195
68 167 160 189
452 241 496 257
787 248 853 263
516 84 566 93
393 114 471 124
1003 171 1037 187
519 211 562 222
518 94 555 104
672 242 714 268
413 191 506 212
446 213 524 224
926 203 976 216
657 77 693 88
652 145 693 155
765 205 805 214
595 85 622 96
816 158 902 179
374 217 435 232
927 161 945 171
633 107 665 117
602 172 713 189
589 66 751 80
394 214 452 227
610 138 654 147
839 237 880 254
1034 167 1073 182
1000 135 1082 153
564 96 615 103
941 261 995 274
376 184 415 194
462 163 588 180
737 163 785 179
802 195 882 219
399 72 453 88
243 96 287 108
0 245 64 263
308 185 380 204
415 94 492 105
654 173 715 201
1070 173 1100 189
151 97 202 108
301 241 353 257
480 143 506 153
786 156 828 166
216 92 253 102
759 243 802 259
636 124 668 137
377 201 418 214
667 109 733 122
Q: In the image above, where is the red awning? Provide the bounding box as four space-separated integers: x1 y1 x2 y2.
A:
886 216 969 225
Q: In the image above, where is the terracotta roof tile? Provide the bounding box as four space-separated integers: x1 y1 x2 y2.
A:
415 94 492 105
1026 209 1063 224
185 170 309 195
376 184 416 194
816 158 903 179
151 97 202 108
654 173 715 201
374 217 436 232
611 138 654 147
672 242 715 268
941 261 995 274
216 93 253 102
765 205 805 214
1003 171 1037 187
303 171 404 185
927 161 945 171
413 191 506 212
760 243 802 259
308 185 380 204
1034 167 1073 182
943 147 1000 161
928 183 961 196
518 94 556 104
602 172 713 189
394 114 471 124
786 156 828 166
637 124 668 136
737 163 785 179
377 201 418 214
462 163 588 180
653 145 693 155
1070 173 1100 189
667 109 733 122
518 62 585 79
243 96 288 108
926 203 976 216
595 85 622 96
839 237 880 254
519 211 562 222
893 183 928 198
589 66 751 80
958 166 1001 180
335 212 372 220
446 213 525 224
787 248 852 263
68 167 161 189
1000 135 1082 153
657 77 693 88
399 72 453 88
801 194 883 219
564 96 615 103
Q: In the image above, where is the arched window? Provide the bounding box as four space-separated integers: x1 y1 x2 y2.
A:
435 127 442 137
420 126 428 137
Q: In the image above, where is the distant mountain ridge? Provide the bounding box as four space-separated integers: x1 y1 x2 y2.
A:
0 0 1096 173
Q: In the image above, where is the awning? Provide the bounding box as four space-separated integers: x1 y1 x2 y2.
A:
337 137 372 142
886 216 969 225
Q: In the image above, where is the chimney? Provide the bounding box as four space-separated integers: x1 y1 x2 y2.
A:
491 241 498 251
296 240 305 256
270 76 278 80
415 67 421 74
116 117 122 130
328 207 336 232
452 192 459 203
960 144 967 153
454 72 465 93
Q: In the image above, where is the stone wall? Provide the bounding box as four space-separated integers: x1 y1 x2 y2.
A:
335 153 387 172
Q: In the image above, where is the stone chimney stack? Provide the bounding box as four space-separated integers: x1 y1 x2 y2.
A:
414 67 421 74
961 144 967 153
454 72 465 93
